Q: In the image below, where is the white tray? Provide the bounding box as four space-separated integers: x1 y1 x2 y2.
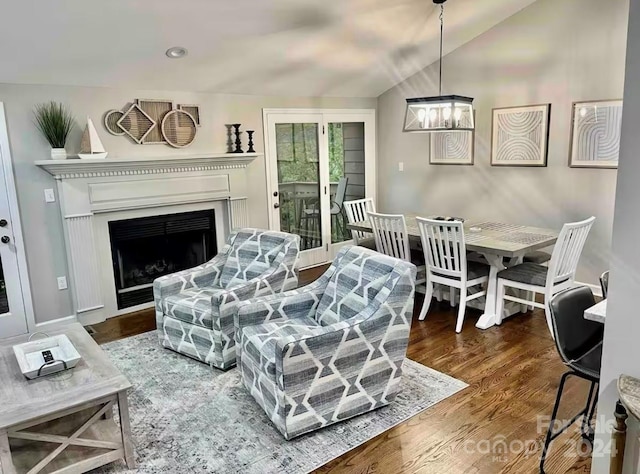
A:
13 334 82 379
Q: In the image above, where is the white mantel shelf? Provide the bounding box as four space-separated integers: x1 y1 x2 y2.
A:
35 152 262 179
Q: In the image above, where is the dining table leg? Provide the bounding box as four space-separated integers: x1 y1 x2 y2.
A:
476 253 505 329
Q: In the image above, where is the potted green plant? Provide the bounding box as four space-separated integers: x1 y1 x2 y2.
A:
34 102 75 159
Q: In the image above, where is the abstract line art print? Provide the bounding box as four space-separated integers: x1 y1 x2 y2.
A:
430 131 474 165
569 100 622 168
491 104 550 166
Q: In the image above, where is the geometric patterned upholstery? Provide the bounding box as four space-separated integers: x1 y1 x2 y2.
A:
154 228 300 370
235 245 417 439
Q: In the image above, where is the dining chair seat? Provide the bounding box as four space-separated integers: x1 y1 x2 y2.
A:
523 250 552 265
433 261 489 281
497 262 561 287
569 343 602 380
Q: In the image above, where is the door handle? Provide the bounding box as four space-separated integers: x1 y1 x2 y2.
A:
273 191 279 197
0 219 6 227
274 203 280 209
1 236 10 244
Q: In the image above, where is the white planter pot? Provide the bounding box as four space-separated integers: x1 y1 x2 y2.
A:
51 148 67 160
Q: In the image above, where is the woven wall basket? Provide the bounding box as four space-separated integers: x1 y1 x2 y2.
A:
178 104 201 126
117 104 156 144
104 109 125 136
138 99 173 144
161 110 197 148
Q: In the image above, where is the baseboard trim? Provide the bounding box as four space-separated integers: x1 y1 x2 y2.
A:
574 281 602 298
34 314 78 331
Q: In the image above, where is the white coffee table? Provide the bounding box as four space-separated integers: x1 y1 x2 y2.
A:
0 323 134 474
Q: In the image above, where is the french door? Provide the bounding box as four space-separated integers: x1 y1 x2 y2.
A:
263 109 376 268
0 103 30 337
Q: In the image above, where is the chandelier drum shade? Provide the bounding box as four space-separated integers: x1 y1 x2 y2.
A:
403 0 475 133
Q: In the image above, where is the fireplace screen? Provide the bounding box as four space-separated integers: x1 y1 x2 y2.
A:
109 210 217 309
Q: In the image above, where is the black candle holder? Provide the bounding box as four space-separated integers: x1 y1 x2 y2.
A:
225 124 234 153
246 130 255 153
232 124 243 153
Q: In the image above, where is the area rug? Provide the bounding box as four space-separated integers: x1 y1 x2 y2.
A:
96 331 467 474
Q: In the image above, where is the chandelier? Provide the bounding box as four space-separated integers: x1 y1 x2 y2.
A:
403 0 475 132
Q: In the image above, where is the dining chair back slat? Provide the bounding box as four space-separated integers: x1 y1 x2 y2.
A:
368 212 411 262
344 198 376 245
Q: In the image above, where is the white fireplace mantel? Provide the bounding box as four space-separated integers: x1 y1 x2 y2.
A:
35 152 260 180
36 152 259 325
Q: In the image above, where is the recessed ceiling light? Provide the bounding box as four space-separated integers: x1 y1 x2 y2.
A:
166 47 188 59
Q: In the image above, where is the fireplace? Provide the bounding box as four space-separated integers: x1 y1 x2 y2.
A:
108 210 217 309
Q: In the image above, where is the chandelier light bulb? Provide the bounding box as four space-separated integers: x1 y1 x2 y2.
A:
443 107 452 120
454 107 462 121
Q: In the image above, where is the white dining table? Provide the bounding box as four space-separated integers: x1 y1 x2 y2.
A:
347 215 559 329
584 299 607 323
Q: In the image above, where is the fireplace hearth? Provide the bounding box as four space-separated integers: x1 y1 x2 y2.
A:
109 210 217 309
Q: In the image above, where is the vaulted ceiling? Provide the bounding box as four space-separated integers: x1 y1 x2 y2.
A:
0 0 538 97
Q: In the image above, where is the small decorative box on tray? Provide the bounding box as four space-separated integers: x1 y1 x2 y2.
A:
13 334 81 379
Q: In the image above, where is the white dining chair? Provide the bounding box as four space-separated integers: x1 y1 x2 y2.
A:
416 217 489 333
344 198 376 248
495 216 596 335
368 211 427 300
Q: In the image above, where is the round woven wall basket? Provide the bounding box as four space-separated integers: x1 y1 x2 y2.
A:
104 109 125 136
161 110 197 148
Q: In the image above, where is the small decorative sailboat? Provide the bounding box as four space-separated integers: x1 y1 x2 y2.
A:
78 117 108 159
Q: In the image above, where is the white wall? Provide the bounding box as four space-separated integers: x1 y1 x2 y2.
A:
594 0 640 471
0 83 375 324
377 0 628 286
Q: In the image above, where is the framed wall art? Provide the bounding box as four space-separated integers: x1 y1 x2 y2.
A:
569 99 622 168
429 131 474 165
491 104 551 167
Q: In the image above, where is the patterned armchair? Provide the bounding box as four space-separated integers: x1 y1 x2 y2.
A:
154 228 300 370
235 245 416 439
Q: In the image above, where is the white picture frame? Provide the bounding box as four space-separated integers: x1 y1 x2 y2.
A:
491 104 550 167
569 99 622 169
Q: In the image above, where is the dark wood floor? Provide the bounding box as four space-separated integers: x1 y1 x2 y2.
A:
91 266 593 473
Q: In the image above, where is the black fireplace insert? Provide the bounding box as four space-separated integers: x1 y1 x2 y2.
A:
109 210 217 309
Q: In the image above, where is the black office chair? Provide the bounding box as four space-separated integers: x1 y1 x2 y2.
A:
539 286 604 473
600 270 609 298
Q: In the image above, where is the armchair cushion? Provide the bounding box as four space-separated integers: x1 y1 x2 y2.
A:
163 287 222 329
219 232 288 289
315 251 397 326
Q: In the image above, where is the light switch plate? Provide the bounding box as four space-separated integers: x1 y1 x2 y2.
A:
398 162 404 172
44 189 56 203
57 276 68 290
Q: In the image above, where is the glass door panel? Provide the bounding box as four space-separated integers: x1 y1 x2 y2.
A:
328 122 366 244
0 128 28 337
275 123 323 252
265 112 329 268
